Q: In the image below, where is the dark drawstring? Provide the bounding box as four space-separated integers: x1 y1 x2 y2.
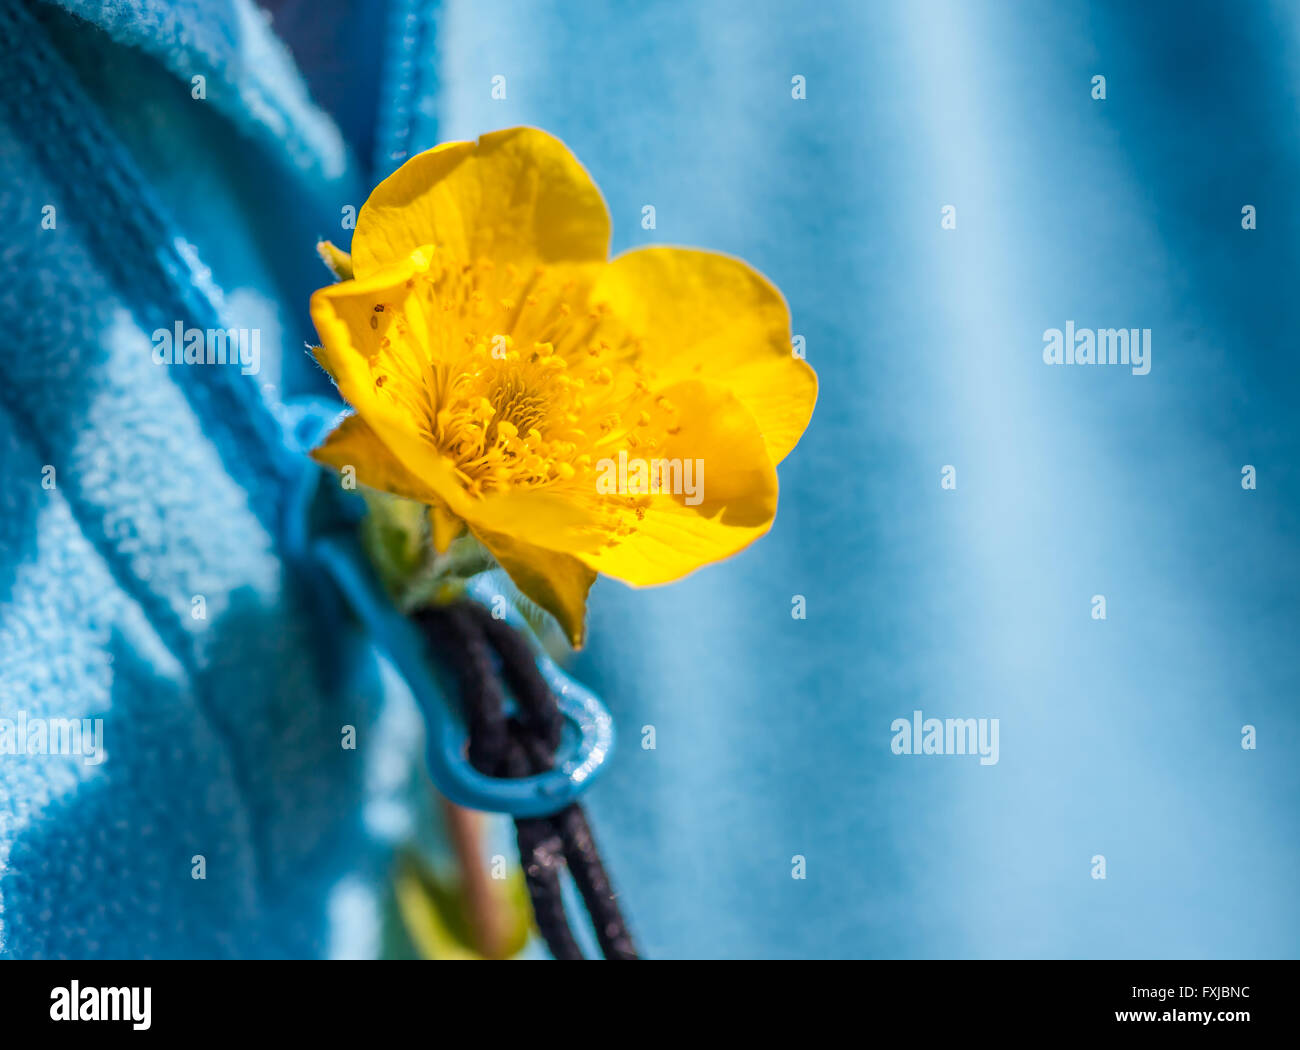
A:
414 601 639 960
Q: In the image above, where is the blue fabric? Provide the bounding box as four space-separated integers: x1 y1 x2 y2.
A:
427 0 1300 958
0 0 410 958
3 0 1298 961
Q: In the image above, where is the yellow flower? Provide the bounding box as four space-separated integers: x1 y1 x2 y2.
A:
310 127 816 646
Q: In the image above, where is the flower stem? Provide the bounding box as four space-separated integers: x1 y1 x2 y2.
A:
437 794 508 959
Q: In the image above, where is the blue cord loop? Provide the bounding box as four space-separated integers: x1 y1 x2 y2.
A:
280 398 614 818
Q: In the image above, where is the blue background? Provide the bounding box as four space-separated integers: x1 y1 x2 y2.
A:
435 0 1300 958
1 0 1296 958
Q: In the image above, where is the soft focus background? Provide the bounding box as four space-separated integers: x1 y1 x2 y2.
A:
1 0 1297 958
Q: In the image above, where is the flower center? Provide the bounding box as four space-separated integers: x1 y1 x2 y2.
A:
367 255 665 500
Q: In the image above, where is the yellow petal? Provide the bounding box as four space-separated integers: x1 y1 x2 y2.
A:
311 411 590 639
471 526 596 648
309 251 479 521
352 128 611 278
591 247 817 464
311 412 438 502
428 502 466 554
579 379 779 585
463 380 778 587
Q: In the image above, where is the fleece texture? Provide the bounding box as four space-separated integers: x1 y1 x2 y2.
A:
0 0 410 958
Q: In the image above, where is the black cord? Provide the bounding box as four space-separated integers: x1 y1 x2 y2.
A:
414 601 639 960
